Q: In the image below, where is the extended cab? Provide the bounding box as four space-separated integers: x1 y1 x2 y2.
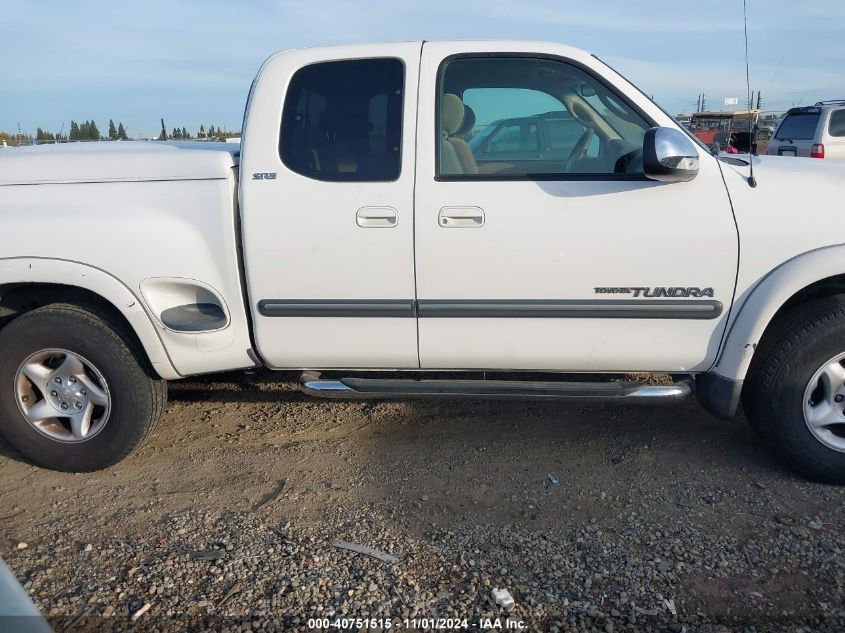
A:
1 41 844 482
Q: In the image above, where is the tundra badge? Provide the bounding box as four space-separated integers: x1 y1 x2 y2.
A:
594 286 714 298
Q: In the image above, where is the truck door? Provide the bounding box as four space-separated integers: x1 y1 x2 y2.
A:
414 42 738 372
240 44 421 368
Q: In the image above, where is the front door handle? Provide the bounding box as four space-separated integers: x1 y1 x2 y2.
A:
356 206 397 228
439 206 485 228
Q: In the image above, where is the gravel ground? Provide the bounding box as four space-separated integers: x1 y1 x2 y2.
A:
1 371 844 632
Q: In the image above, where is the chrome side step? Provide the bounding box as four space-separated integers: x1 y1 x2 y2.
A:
299 372 692 403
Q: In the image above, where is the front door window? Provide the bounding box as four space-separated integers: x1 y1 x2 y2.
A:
437 56 650 178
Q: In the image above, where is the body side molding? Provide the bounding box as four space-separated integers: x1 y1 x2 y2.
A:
257 299 416 318
258 298 723 320
416 299 722 319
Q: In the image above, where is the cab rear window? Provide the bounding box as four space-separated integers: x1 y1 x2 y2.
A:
775 112 820 140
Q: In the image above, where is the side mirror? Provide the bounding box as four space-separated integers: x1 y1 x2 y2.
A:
643 127 700 183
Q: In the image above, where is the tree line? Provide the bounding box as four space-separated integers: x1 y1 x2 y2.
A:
159 118 235 141
2 118 240 146
31 119 127 142
69 119 129 141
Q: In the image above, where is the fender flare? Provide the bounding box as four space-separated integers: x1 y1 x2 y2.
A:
0 257 180 379
714 243 845 383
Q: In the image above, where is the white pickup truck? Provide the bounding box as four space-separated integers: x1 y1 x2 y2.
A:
1 41 844 482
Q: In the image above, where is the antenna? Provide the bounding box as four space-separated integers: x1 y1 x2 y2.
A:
743 0 757 187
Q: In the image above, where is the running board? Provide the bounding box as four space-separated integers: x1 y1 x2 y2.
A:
299 373 693 403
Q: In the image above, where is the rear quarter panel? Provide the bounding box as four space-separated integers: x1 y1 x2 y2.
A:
0 173 254 377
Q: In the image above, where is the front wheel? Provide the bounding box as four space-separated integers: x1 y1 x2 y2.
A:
0 303 167 472
744 296 845 483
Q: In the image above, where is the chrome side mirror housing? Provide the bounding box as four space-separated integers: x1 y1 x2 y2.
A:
643 127 700 183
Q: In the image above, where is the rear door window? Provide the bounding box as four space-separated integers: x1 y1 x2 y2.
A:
829 110 845 137
775 111 821 140
279 58 404 182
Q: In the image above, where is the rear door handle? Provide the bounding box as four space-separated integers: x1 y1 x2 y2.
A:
439 206 485 228
356 206 397 228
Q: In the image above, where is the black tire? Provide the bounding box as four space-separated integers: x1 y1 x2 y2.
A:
744 295 845 483
741 298 805 433
0 303 167 472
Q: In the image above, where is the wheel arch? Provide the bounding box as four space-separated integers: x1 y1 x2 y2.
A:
0 258 180 379
703 245 845 416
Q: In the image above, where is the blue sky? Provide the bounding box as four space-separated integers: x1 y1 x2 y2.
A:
3 0 844 138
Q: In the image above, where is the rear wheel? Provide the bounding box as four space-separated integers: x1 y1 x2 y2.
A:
744 296 845 483
0 303 166 472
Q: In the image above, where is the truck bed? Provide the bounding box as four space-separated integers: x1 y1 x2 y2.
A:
0 141 239 186
0 140 253 378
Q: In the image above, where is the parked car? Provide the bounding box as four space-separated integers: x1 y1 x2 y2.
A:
468 111 598 165
766 101 845 159
1 41 845 483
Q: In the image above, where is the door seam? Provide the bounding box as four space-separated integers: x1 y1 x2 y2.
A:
411 40 426 369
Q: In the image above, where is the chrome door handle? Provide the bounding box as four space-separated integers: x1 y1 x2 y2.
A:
438 206 485 228
356 206 397 228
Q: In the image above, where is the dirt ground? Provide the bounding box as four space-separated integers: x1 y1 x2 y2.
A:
1 370 843 631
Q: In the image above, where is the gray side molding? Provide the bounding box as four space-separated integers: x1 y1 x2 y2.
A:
257 298 723 320
417 299 723 319
257 299 416 318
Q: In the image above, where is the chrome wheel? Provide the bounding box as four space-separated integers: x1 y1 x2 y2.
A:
803 352 845 453
15 348 111 443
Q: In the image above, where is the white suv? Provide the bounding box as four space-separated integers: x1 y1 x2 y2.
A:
766 100 845 159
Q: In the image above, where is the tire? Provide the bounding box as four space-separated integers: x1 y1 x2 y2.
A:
741 298 804 433
744 295 845 483
0 303 167 472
